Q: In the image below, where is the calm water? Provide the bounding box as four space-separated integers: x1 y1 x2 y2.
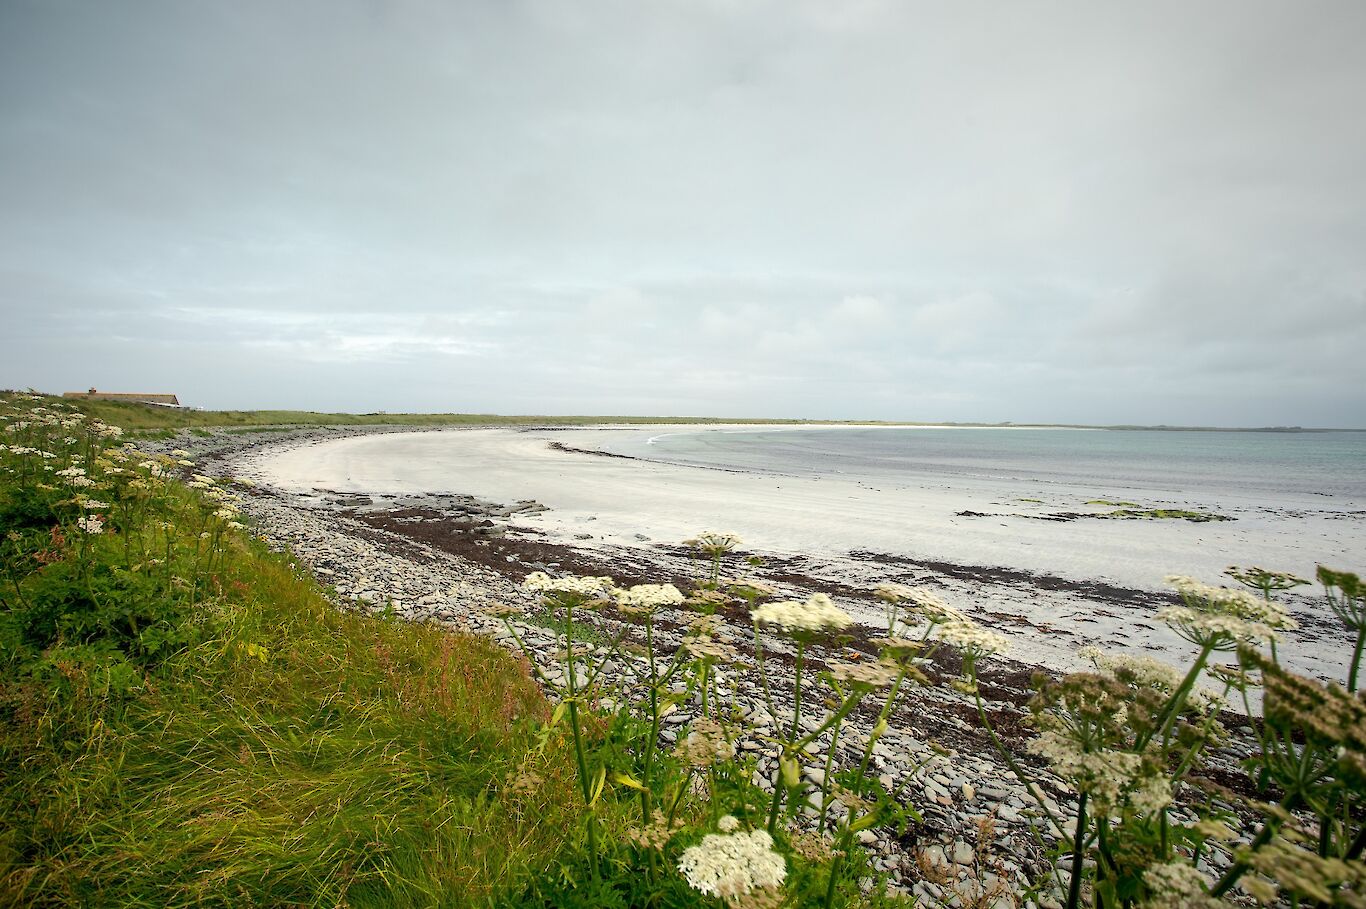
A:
596 428 1366 501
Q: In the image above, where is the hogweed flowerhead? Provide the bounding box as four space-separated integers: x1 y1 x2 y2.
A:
726 577 777 599
614 582 685 613
677 827 786 901
935 620 1008 658
684 638 742 665
1158 574 1297 650
1225 565 1309 593
523 571 614 599
677 717 735 767
77 515 104 535
872 581 917 603
1318 565 1365 630
827 658 899 690
751 593 852 636
626 809 684 851
1141 861 1220 909
904 587 969 625
1080 646 1218 714
687 530 743 557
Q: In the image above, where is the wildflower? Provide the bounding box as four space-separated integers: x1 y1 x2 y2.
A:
1080 646 1217 712
170 449 190 457
717 815 741 832
872 581 917 602
687 530 743 555
904 587 968 624
1141 861 1219 908
1164 574 1298 637
684 638 742 665
1237 876 1279 906
522 571 614 597
485 603 520 618
752 593 852 635
506 768 543 797
827 658 899 689
678 717 735 766
77 515 104 535
788 828 834 862
872 635 923 660
615 583 685 612
626 809 684 851
688 588 732 609
677 827 786 900
688 614 723 638
726 577 777 598
935 620 1008 657
1225 565 1308 592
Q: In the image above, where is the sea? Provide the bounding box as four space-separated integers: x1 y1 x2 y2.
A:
591 426 1366 503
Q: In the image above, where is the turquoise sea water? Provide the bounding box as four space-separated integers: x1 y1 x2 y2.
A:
596 428 1366 502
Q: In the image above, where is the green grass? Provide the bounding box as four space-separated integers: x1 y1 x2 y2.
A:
41 395 884 433
0 423 609 906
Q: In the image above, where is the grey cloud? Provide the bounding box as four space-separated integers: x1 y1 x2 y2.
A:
2 0 1364 424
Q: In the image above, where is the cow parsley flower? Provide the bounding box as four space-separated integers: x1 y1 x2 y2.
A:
935 620 1008 656
523 571 614 596
687 530 743 554
828 659 899 688
872 581 917 602
615 583 685 612
1165 575 1297 629
905 587 968 624
752 593 852 634
677 827 786 900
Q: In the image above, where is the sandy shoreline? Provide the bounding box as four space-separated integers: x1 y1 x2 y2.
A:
232 424 1359 685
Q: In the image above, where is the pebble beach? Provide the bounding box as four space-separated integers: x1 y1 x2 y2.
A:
131 422 1316 905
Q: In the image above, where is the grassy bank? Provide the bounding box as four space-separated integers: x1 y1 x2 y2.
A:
0 394 611 906
43 395 853 433
0 393 874 908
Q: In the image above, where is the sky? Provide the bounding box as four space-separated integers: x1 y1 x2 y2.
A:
2 1 1365 426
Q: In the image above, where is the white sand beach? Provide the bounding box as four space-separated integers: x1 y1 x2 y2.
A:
242 425 1365 686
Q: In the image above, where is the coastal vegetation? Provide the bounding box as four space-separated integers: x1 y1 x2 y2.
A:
3 390 1365 907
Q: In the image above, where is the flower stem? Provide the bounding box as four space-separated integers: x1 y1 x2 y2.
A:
1349 623 1366 693
1065 793 1088 909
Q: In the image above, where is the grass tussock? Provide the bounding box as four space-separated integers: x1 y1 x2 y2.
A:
0 394 597 908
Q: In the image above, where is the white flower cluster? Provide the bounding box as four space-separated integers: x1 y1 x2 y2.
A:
77 515 104 535
1027 730 1171 816
1079 647 1218 712
687 530 743 552
906 588 968 624
828 659 899 689
872 581 917 602
615 583 685 612
523 571 614 596
935 620 1009 656
1166 575 1297 628
1142 861 1218 908
751 593 852 634
677 827 786 900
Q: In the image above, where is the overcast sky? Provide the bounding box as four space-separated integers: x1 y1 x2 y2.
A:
2 1 1364 425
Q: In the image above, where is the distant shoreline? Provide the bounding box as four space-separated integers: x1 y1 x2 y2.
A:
31 391 1366 434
